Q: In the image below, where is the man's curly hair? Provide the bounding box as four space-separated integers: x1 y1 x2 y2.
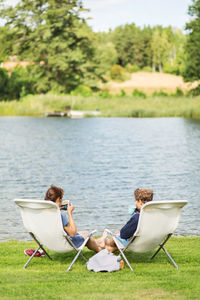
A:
134 188 153 203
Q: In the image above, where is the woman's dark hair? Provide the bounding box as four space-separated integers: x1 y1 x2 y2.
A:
45 185 64 202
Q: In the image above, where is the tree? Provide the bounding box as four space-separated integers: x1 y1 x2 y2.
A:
111 23 145 67
184 0 200 82
0 0 98 92
163 28 186 75
0 68 9 99
151 28 171 72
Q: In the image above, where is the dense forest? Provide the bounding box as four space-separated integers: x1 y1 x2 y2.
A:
0 0 199 100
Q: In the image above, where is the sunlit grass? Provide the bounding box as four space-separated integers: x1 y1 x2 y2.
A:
0 94 200 118
0 237 199 299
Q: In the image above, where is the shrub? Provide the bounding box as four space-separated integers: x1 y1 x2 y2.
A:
173 88 184 97
71 85 93 97
141 66 152 72
125 63 140 73
0 67 35 100
163 61 180 75
110 64 127 81
125 63 133 73
120 89 126 97
98 90 112 98
132 64 140 73
9 68 34 99
187 85 200 97
153 91 168 97
132 89 146 98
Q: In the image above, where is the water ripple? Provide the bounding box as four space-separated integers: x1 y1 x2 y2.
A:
0 117 200 240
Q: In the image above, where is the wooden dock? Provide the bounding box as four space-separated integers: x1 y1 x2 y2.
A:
45 110 101 118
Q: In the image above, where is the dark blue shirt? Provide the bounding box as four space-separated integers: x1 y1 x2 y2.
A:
120 213 140 239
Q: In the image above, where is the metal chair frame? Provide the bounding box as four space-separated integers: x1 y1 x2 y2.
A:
106 230 178 271
24 230 96 271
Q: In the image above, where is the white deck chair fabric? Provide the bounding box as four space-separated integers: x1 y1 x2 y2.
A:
106 200 187 271
14 199 96 271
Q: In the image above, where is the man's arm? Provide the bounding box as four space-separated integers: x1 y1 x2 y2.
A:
120 213 139 239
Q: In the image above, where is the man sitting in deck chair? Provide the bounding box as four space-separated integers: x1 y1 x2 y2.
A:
101 188 153 252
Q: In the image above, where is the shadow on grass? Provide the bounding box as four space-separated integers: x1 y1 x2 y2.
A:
50 249 168 266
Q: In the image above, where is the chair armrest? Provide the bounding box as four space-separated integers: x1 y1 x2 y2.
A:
78 230 97 250
87 230 97 238
105 229 114 236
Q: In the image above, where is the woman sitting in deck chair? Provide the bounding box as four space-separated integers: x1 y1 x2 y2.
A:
45 185 101 253
99 188 153 252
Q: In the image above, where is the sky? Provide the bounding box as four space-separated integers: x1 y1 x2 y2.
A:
3 0 192 32
82 0 192 31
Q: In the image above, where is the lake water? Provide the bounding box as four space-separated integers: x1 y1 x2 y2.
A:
0 117 200 241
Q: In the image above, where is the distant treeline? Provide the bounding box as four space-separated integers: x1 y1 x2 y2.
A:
0 0 199 100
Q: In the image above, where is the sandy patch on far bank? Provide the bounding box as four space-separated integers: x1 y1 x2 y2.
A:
104 72 199 95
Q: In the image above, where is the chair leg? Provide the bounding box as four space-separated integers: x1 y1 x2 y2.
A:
24 245 41 269
79 252 87 263
66 235 91 271
150 245 163 260
66 248 84 272
107 231 134 271
161 246 178 269
119 248 134 271
150 234 178 269
30 232 52 260
39 245 52 260
151 234 172 260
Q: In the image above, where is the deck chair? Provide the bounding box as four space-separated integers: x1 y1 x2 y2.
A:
106 200 187 271
14 199 97 271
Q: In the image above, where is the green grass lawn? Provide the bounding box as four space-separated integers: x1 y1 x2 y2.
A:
0 94 200 118
0 237 199 300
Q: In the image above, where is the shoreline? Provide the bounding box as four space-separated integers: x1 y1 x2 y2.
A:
0 94 200 118
1 235 199 243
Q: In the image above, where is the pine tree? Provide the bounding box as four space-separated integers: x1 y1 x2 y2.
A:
184 0 200 81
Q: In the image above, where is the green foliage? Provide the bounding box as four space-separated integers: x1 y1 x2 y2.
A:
151 28 172 72
0 66 36 100
110 64 127 81
187 85 200 96
8 67 35 99
97 90 112 98
153 91 169 97
120 89 126 97
173 88 184 97
1 93 200 118
111 24 152 69
0 68 9 99
132 89 147 98
184 0 200 81
0 0 99 93
71 85 93 97
0 26 14 62
0 2 189 97
132 64 140 73
141 66 152 72
93 37 118 80
163 61 181 75
163 30 186 76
